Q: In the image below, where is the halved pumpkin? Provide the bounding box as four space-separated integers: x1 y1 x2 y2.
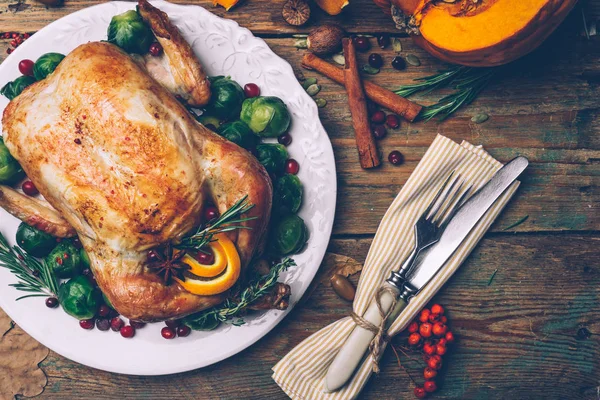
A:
315 0 350 16
389 0 577 66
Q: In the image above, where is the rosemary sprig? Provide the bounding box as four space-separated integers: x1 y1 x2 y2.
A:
178 195 257 251
183 257 296 330
0 232 58 300
395 65 496 121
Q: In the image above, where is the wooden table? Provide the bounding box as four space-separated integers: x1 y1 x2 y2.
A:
1 1 599 399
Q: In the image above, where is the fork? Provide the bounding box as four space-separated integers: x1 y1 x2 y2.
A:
324 172 472 392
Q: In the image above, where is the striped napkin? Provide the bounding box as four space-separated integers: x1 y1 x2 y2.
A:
272 134 520 400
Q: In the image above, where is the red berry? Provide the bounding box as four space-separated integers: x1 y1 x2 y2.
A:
420 322 433 338
10 40 17 47
432 322 447 337
149 42 163 57
353 36 371 52
80 319 94 330
7 49 12 55
161 327 176 339
45 297 59 308
427 355 443 370
165 319 181 329
386 114 400 129
22 181 39 196
204 206 219 221
195 248 215 265
177 325 191 337
12 33 18 39
440 316 448 324
430 304 444 315
424 380 437 393
130 320 146 329
388 150 404 166
423 342 436 355
414 386 426 399
23 33 30 39
98 305 111 317
437 338 447 346
445 331 455 343
419 309 431 323
110 317 124 332
285 159 300 175
436 344 447 356
18 59 34 76
243 83 260 98
377 34 390 49
370 110 385 123
372 125 387 139
407 321 419 333
120 325 135 338
278 133 292 146
407 332 422 346
424 367 437 380
428 313 440 323
96 318 110 331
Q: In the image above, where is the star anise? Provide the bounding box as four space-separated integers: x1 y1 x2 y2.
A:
147 243 188 285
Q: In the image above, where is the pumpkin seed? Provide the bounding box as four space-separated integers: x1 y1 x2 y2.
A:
406 54 421 66
301 77 317 89
315 98 327 108
392 38 402 53
306 84 321 96
362 65 380 75
471 113 489 124
332 53 345 66
292 34 308 38
294 39 308 49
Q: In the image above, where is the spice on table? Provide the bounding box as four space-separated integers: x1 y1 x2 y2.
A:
301 77 317 89
332 53 345 66
306 84 321 96
282 0 311 26
301 53 422 121
391 56 406 70
315 98 327 108
362 65 380 75
471 113 489 124
368 53 383 69
342 38 380 169
392 38 402 53
330 273 355 301
353 36 371 52
306 24 346 56
406 54 421 67
294 39 308 49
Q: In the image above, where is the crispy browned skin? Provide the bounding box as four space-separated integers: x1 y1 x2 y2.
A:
2 42 272 322
138 0 211 107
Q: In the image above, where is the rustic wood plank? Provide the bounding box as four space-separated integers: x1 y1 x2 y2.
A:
31 234 600 399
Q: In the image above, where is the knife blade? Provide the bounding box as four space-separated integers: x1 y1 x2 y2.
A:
324 156 529 393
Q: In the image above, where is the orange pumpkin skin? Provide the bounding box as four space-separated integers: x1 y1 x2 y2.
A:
377 0 578 67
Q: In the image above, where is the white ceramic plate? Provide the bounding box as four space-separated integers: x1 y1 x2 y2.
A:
0 1 336 375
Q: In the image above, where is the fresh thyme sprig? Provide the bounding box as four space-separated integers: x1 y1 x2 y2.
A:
178 195 257 251
0 232 59 300
183 257 296 330
395 65 496 121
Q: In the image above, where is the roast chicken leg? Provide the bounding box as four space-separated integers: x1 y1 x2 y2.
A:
2 42 272 321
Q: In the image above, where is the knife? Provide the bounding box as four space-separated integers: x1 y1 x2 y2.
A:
324 156 529 392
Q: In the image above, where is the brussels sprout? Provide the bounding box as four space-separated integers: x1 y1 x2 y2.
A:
46 241 82 279
217 120 259 150
205 76 245 120
16 223 56 258
0 137 25 185
255 144 288 176
240 96 291 138
273 174 303 215
198 115 221 131
0 76 35 100
80 248 91 269
58 275 101 320
33 53 65 81
273 214 308 255
107 10 153 54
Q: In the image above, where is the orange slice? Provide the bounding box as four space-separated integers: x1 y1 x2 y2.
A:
182 242 228 278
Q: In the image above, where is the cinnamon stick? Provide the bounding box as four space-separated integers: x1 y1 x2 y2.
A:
342 38 380 169
302 53 423 122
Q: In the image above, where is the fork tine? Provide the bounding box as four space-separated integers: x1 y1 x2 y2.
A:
438 183 474 227
427 173 462 222
421 171 455 221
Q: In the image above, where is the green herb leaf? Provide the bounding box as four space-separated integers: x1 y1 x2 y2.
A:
487 269 498 286
503 215 529 231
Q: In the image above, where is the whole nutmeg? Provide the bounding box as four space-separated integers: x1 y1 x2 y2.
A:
307 24 346 56
330 273 356 302
282 0 311 26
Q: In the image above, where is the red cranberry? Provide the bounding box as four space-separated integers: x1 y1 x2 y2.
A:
161 327 176 339
165 319 181 329
22 181 38 196
110 317 124 332
96 318 110 331
18 59 34 76
372 125 387 139
377 34 390 49
388 150 404 166
391 56 406 70
278 133 292 146
7 49 12 55
243 83 260 98
368 53 383 69
204 206 219 221
149 42 163 57
353 36 370 52
45 297 58 308
120 325 135 338
414 386 427 399
196 248 215 265
130 320 146 329
177 325 191 337
285 159 300 175
386 114 400 129
98 305 111 317
370 110 385 124
80 319 95 330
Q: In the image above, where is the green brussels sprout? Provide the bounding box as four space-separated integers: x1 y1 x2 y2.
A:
240 96 291 138
0 76 35 100
273 214 308 255
45 241 82 279
0 137 25 185
273 174 303 215
107 10 153 54
16 223 56 258
58 275 101 320
205 76 245 120
33 53 65 81
198 115 221 131
80 248 91 269
217 120 259 150
183 313 221 331
255 144 288 176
